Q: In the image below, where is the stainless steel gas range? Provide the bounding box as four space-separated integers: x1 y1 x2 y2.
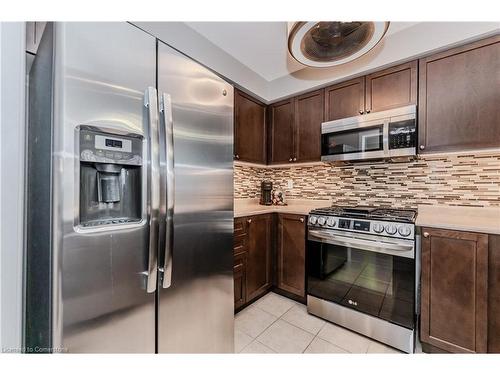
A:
306 206 418 353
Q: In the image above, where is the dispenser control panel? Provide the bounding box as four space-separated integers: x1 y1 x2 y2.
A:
95 134 132 153
79 127 143 166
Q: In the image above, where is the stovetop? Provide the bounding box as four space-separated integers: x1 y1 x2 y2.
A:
310 205 417 223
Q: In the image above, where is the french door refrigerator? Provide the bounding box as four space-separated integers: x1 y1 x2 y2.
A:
25 22 234 353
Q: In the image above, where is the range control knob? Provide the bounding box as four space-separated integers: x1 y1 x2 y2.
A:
326 217 336 227
317 217 326 226
308 216 318 225
385 224 397 235
398 225 412 237
372 223 384 233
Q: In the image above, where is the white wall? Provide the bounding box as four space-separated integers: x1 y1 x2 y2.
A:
0 21 25 353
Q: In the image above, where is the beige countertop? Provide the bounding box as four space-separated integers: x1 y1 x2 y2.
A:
234 199 330 218
416 205 500 235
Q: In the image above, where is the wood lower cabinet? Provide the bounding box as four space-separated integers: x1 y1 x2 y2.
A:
233 217 248 310
234 89 267 163
488 235 500 353
420 227 489 353
276 214 306 299
234 251 246 310
246 214 273 301
324 77 365 121
418 35 500 153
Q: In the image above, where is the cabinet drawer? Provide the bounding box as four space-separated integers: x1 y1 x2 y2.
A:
234 217 247 236
234 217 249 254
233 239 247 255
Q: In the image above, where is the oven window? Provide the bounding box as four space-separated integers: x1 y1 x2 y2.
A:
307 241 415 329
321 125 383 156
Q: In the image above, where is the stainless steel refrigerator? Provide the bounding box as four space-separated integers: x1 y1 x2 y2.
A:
25 22 234 353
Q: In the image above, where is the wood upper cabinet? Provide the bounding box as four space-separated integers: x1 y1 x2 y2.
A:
269 98 295 164
269 90 324 164
246 214 273 301
277 214 306 298
324 61 417 122
418 36 500 153
420 228 489 353
234 89 267 163
324 77 365 121
365 60 417 113
295 90 324 162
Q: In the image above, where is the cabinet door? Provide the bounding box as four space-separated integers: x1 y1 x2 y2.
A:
295 90 323 162
488 235 500 353
421 228 488 353
234 89 267 163
234 252 246 310
324 77 365 121
269 98 295 164
418 36 500 153
365 60 417 113
277 214 306 298
246 214 272 301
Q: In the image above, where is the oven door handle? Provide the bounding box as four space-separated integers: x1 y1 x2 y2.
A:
308 229 415 259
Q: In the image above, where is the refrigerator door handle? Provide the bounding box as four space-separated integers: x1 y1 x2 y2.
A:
159 92 174 289
144 87 160 293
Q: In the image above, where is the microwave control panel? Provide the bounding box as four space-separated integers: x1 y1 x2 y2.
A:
388 119 416 150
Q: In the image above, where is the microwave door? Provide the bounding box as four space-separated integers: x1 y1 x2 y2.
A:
321 121 386 162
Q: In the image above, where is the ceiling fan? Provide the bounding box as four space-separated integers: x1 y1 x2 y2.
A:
288 21 389 68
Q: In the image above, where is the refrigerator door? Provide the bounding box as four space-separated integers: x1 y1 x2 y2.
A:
49 23 157 352
157 41 234 353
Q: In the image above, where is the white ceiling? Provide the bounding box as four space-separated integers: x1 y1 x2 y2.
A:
185 22 419 81
185 22 303 81
134 21 499 102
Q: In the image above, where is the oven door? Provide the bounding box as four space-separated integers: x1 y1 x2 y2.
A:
307 229 415 329
321 119 388 162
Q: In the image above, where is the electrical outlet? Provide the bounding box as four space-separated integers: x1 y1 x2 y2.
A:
287 180 293 189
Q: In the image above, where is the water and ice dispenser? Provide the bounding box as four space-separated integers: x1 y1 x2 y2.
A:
78 126 143 227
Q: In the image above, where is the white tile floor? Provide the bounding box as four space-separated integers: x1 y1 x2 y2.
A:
234 292 405 354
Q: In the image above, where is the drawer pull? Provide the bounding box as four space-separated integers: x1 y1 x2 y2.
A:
247 219 252 224
423 232 429 238
300 218 304 223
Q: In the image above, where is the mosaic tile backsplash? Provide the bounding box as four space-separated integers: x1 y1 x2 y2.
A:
234 152 500 208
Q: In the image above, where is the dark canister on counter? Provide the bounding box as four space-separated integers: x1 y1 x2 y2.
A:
260 181 273 205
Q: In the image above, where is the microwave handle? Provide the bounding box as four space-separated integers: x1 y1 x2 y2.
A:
383 119 390 157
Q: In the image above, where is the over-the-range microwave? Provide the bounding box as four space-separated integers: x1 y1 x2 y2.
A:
321 105 417 162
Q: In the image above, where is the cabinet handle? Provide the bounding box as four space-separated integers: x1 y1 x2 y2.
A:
289 158 293 162
300 217 304 223
247 219 252 224
293 157 297 162
366 109 371 113
419 145 425 150
235 154 240 159
423 232 429 238
359 110 364 115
